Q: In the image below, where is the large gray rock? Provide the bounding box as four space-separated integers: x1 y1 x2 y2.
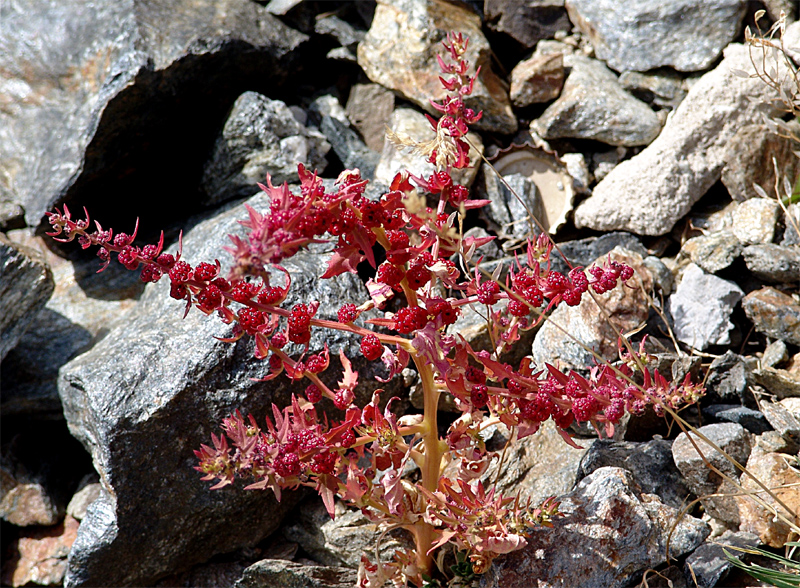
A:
0 235 54 361
58 192 382 587
531 54 661 147
667 264 744 350
483 467 709 588
0 0 307 229
201 92 330 206
573 44 788 235
565 0 747 72
357 0 517 134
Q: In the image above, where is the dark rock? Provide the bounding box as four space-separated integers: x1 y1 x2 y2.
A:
357 0 517 134
565 0 747 72
702 405 772 435
319 115 379 179
743 287 800 345
484 0 571 50
483 467 709 588
1 0 307 230
531 54 661 147
578 438 690 509
345 83 395 153
683 530 760 588
781 203 800 246
481 171 544 243
58 191 386 587
722 122 800 203
0 235 54 361
314 12 365 51
667 263 743 350
509 52 565 107
680 231 742 274
672 423 752 525
234 559 357 588
200 92 330 206
705 351 751 405
743 243 800 283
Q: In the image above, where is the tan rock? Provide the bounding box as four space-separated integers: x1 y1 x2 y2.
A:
2 515 79 587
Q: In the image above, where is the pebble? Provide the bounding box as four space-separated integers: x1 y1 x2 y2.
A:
742 287 800 345
742 243 800 283
509 52 565 107
731 198 781 245
680 231 742 274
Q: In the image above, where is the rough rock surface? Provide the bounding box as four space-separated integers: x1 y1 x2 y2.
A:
483 467 709 588
743 243 800 283
742 287 800 345
531 54 662 147
510 52 565 107
565 0 747 72
731 198 781 245
0 235 54 361
680 232 742 274
200 92 330 206
57 192 378 587
667 263 744 350
484 0 571 50
1 515 79 587
357 0 517 134
0 0 307 228
683 530 760 588
573 43 788 235
234 559 357 588
532 248 653 370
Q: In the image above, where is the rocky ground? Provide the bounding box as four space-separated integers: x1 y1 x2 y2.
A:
1 0 799 587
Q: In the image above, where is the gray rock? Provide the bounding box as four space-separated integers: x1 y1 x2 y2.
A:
565 0 746 72
762 340 789 369
234 559 357 588
484 0 571 49
643 256 673 295
759 399 800 448
573 44 788 235
314 13 364 51
743 287 800 345
753 366 800 399
672 423 752 525
200 93 331 206
1 0 307 229
755 430 798 454
374 108 482 187
483 467 709 588
0 235 54 361
0 192 25 232
549 232 647 276
319 115 379 180
532 248 652 370
684 530 760 588
702 405 772 435
722 122 800 202
282 499 412 569
578 438 690 509
743 243 800 283
482 171 544 242
591 148 626 182
58 191 382 587
680 231 742 274
531 54 661 147
667 264 743 350
66 477 101 522
781 203 800 246
705 351 750 405
345 83 395 153
618 70 688 110
357 0 517 134
732 198 781 245
560 152 591 192
510 52 565 107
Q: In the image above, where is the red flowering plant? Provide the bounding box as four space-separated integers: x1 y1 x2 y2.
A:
47 32 704 587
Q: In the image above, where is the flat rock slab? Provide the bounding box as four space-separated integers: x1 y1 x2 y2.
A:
573 42 790 236
483 467 709 588
565 0 746 72
743 287 800 345
357 0 517 134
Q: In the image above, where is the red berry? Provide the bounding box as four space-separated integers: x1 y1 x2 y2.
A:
270 332 287 348
377 263 405 290
394 306 427 334
117 246 140 270
231 281 259 303
311 451 337 475
156 253 175 268
508 299 529 316
193 262 217 282
338 303 358 323
305 385 322 403
274 452 301 477
306 354 327 373
141 244 159 260
464 366 486 384
340 429 356 448
140 265 163 283
406 266 431 290
169 261 192 284
258 287 284 305
113 233 132 247
360 334 383 361
476 281 500 305
170 283 188 300
196 285 223 312
470 384 489 408
239 307 266 335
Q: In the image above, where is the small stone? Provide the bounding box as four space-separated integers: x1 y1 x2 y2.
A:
481 171 544 242
667 264 744 350
358 0 517 134
762 340 788 369
565 0 747 72
618 70 687 110
743 287 800 345
759 399 800 448
681 231 742 274
532 54 661 147
2 515 79 587
705 351 750 404
643 256 674 295
345 83 395 152
672 423 752 525
753 366 800 399
1 450 63 527
755 430 797 454
781 203 800 246
484 0 571 49
731 198 781 245
200 92 330 206
532 248 653 370
509 52 565 107
560 152 591 192
591 148 626 182
736 451 800 547
701 405 771 435
374 107 482 187
743 243 800 283
66 477 101 522
234 559 357 588
721 122 800 202
683 530 760 588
